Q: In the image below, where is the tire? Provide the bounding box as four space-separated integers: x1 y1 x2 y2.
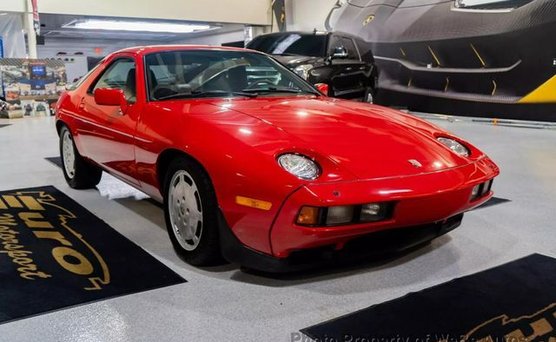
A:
363 86 375 104
163 157 221 266
59 126 102 189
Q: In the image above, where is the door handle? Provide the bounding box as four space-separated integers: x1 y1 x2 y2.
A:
78 98 86 110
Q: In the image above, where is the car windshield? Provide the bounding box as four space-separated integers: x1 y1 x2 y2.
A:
246 33 327 57
145 50 319 101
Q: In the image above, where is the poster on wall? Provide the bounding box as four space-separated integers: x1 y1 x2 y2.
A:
327 0 556 122
0 59 67 119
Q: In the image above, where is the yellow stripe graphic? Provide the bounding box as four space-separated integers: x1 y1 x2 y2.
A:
0 198 7 209
470 44 486 67
427 46 441 66
519 75 556 103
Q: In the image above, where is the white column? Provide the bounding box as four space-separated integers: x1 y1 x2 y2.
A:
23 0 37 58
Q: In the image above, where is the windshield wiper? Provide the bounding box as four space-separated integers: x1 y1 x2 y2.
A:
242 87 318 95
157 90 257 100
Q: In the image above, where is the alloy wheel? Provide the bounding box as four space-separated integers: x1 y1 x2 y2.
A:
168 170 204 251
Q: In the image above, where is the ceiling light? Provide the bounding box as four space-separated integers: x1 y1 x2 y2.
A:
63 19 217 33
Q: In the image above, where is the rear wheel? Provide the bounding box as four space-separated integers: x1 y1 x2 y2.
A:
163 157 221 266
59 126 102 189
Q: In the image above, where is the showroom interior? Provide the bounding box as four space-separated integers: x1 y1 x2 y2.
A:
0 0 555 341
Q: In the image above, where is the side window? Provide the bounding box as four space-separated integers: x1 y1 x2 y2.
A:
327 35 343 56
91 58 136 102
341 38 360 60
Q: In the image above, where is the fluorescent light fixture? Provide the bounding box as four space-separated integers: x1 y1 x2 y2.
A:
63 19 216 33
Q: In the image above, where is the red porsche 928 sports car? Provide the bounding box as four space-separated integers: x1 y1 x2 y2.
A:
55 46 499 271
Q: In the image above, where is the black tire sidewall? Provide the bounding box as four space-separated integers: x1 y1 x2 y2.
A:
59 126 78 187
59 126 102 189
364 87 375 104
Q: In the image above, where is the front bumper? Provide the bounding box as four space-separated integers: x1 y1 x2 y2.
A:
220 156 498 271
269 156 498 258
219 211 464 273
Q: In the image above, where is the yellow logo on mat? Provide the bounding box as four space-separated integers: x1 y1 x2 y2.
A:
0 191 110 290
460 303 556 342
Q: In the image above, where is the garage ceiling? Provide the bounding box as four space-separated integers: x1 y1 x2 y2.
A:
39 14 244 42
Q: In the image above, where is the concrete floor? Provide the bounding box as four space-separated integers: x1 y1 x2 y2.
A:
0 116 555 342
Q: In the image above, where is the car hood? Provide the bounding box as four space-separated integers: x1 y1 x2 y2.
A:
272 55 322 67
216 97 469 180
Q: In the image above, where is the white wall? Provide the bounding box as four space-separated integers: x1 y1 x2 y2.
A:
38 29 247 60
37 38 138 59
173 30 245 46
0 14 26 57
1 0 272 25
0 1 25 12
286 0 337 31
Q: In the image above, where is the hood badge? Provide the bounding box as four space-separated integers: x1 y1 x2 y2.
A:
363 14 375 26
408 159 423 168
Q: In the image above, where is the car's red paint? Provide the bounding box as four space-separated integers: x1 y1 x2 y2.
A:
56 45 499 260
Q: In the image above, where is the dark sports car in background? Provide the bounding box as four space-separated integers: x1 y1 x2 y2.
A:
247 31 378 103
328 0 556 121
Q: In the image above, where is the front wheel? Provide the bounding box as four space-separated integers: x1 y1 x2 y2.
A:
163 157 221 266
59 126 102 189
363 86 376 104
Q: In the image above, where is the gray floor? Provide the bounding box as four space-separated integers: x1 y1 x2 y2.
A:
0 116 554 342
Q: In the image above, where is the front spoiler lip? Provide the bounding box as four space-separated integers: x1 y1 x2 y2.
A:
219 211 463 273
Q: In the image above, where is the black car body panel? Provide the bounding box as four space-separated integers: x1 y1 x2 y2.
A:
246 31 378 102
327 0 556 121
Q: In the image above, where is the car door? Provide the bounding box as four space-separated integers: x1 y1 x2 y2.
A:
327 34 373 100
78 55 141 185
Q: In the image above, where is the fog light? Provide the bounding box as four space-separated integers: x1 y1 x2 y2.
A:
360 203 384 222
471 184 480 199
297 206 320 225
326 206 354 225
481 180 492 196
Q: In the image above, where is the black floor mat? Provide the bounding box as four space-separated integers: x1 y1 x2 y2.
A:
0 186 185 324
301 254 556 341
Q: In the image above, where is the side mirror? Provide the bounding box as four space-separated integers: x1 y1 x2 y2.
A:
332 46 348 59
314 83 329 96
94 88 126 107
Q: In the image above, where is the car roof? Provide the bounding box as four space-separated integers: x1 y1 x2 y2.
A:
113 45 255 56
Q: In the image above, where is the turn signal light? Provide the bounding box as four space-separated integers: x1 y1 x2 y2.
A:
296 206 320 225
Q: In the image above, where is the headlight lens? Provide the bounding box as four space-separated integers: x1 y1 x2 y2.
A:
437 137 470 157
277 154 320 180
293 64 313 80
